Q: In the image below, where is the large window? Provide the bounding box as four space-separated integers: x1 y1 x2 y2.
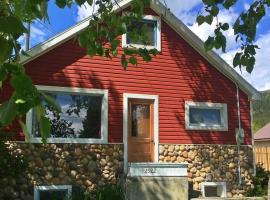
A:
185 101 228 131
27 86 108 143
122 15 161 51
34 185 72 200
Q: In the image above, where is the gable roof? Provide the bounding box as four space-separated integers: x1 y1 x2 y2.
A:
255 123 270 141
20 0 260 100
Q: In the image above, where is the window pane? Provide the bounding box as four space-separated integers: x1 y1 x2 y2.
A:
131 104 150 137
32 93 102 139
40 190 67 200
127 20 156 46
189 108 221 126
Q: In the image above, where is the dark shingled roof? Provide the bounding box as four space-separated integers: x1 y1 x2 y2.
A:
255 123 270 141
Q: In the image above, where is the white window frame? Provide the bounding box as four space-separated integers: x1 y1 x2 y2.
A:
185 101 228 131
34 185 72 200
201 182 227 198
26 85 108 144
122 14 161 51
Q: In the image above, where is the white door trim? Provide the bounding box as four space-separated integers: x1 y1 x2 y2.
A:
123 93 159 173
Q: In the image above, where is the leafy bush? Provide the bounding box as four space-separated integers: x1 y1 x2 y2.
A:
66 184 125 200
246 164 270 197
0 140 26 179
95 184 125 200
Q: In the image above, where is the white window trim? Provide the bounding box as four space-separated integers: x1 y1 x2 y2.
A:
34 185 72 200
122 14 161 51
185 101 228 131
26 85 108 144
201 182 227 198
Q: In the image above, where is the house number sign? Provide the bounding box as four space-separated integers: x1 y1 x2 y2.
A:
128 163 188 177
143 167 157 174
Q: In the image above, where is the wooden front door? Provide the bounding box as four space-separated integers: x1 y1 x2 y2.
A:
128 99 155 162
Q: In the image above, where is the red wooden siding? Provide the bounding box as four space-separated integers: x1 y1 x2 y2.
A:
0 9 252 145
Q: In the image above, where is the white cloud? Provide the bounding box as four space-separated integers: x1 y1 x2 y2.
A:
18 23 47 50
165 1 270 91
188 9 239 51
221 32 270 91
163 0 202 15
76 2 97 22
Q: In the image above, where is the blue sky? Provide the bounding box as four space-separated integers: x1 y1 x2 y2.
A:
26 0 270 91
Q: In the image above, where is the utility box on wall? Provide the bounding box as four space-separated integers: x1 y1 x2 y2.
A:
126 163 188 200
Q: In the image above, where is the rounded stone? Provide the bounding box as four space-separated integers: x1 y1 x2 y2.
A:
182 151 188 158
74 148 82 156
159 146 165 154
168 145 175 152
190 167 197 173
229 162 235 169
100 159 106 167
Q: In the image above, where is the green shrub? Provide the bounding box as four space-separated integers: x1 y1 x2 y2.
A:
95 184 125 200
0 140 26 179
246 164 270 197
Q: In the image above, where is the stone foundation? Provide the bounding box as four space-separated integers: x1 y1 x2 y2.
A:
0 142 124 200
158 144 254 198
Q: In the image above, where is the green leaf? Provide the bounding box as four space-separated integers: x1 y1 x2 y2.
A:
11 73 34 94
112 50 118 57
0 16 27 35
233 52 242 67
0 99 18 126
78 31 88 47
41 92 61 113
111 39 120 51
223 0 237 9
0 38 13 63
15 99 26 104
55 0 67 8
196 15 205 25
129 57 138 65
202 0 215 6
19 120 31 143
221 23 229 31
246 57 255 73
75 0 86 6
204 15 213 25
121 54 128 69
87 0 93 5
204 36 214 51
0 67 7 81
210 6 219 16
39 116 51 143
149 48 159 56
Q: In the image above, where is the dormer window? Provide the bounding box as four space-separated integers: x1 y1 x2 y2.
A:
122 15 161 51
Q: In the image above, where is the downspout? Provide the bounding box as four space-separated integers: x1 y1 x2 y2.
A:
250 101 256 176
236 84 242 185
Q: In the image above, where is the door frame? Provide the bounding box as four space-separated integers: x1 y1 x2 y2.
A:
123 93 159 173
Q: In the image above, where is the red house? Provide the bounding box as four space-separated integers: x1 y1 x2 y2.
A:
0 0 260 199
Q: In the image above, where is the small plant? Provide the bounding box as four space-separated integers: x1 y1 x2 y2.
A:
246 163 270 197
95 184 125 200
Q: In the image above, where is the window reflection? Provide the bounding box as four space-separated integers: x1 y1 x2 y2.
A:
131 104 150 137
189 108 221 126
32 93 102 139
127 20 156 46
